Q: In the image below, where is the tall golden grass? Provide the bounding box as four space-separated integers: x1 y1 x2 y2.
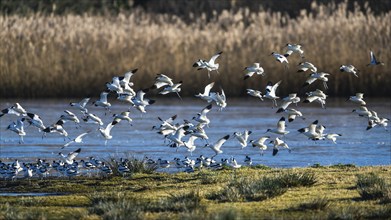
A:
0 1 390 98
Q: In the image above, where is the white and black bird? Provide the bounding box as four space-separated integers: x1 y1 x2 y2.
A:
271 52 289 64
70 98 90 113
347 93 366 105
250 136 270 155
119 68 138 87
159 81 183 100
302 72 330 89
210 88 227 111
59 148 81 165
92 91 111 112
193 104 212 126
153 114 177 132
189 124 209 143
367 118 389 131
0 103 27 117
352 105 371 117
117 92 135 104
0 107 20 118
7 118 26 143
183 135 198 155
193 51 222 78
132 89 155 113
113 111 133 124
325 133 342 144
367 51 384 66
229 158 242 169
340 65 359 77
266 117 290 136
244 155 252 166
233 130 252 149
298 62 317 72
60 110 80 124
270 137 290 156
276 93 300 113
106 77 123 94
153 74 174 89
264 80 282 107
42 119 68 139
195 82 215 103
167 125 189 149
63 131 90 148
25 112 46 130
82 113 103 126
304 89 327 108
204 134 230 157
298 120 322 141
283 108 304 122
99 120 119 144
246 89 263 100
244 63 265 80
284 43 304 58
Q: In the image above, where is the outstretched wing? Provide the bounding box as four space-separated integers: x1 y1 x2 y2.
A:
100 92 108 102
67 148 81 161
203 82 215 96
214 135 230 150
209 51 223 65
200 104 212 116
79 98 90 108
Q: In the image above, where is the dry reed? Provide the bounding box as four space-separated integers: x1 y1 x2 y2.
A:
0 1 390 98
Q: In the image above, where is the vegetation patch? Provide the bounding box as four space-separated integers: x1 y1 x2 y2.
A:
297 197 330 211
356 173 390 202
1 2 390 98
275 170 317 187
0 166 389 219
208 174 289 202
330 163 357 169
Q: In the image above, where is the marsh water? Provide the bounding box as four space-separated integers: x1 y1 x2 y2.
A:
0 98 390 168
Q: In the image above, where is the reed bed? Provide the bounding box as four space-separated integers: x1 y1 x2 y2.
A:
0 1 390 98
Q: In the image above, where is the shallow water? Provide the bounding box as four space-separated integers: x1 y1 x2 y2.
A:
0 98 390 168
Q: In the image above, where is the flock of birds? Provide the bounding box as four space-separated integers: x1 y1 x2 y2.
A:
0 44 389 179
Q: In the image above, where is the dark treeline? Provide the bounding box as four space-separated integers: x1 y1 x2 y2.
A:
1 0 391 18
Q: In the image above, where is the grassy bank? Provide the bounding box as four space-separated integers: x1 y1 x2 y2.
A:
0 2 390 98
0 165 390 219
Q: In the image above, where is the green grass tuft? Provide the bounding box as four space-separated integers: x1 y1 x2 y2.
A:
297 197 330 211
275 170 317 187
356 173 389 201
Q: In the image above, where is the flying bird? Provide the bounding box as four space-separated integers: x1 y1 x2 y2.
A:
367 51 384 66
264 80 282 107
247 89 264 100
193 51 223 78
340 65 359 77
204 135 230 158
284 43 304 58
63 131 90 148
195 82 215 103
244 63 265 80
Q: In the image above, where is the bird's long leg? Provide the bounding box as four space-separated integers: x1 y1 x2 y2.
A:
176 92 183 101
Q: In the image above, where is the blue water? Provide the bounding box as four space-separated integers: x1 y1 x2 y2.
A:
0 98 390 168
